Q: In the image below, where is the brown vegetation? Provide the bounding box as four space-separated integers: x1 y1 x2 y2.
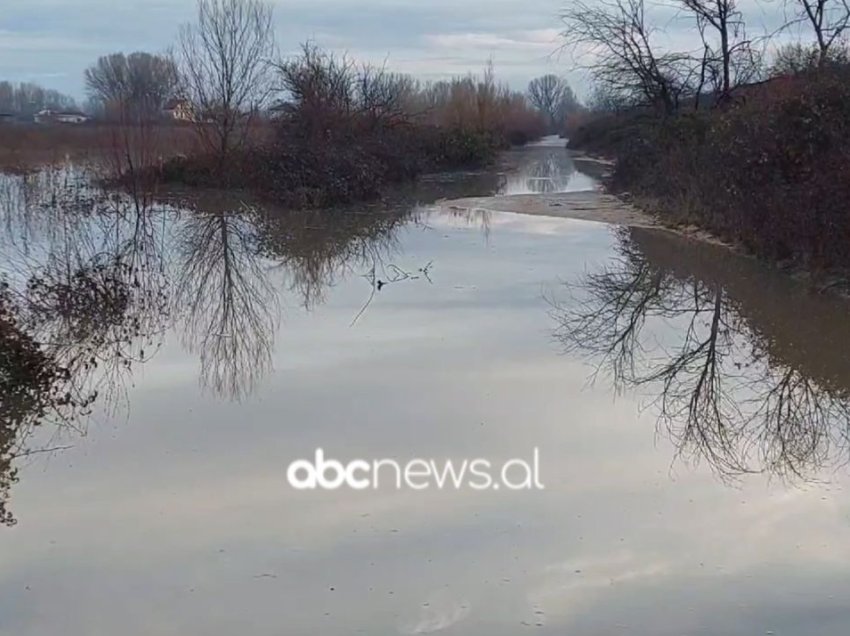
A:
562 0 850 277
2 0 547 209
0 123 201 173
569 65 850 273
155 43 546 208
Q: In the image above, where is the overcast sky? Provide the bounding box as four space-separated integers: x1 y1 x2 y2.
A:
2 0 803 102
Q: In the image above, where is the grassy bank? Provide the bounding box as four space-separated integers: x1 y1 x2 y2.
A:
567 66 850 275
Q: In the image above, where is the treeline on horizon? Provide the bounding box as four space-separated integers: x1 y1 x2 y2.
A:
0 82 78 116
562 0 850 275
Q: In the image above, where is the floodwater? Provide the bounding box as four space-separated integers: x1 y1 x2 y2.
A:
1 140 850 636
497 137 597 195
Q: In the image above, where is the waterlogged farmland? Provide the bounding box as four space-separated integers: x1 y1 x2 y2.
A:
2 142 850 635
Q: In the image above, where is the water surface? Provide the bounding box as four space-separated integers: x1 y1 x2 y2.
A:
1 146 850 636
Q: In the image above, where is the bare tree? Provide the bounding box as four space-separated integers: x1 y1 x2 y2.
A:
272 43 357 141
585 83 634 112
178 0 276 160
85 52 180 185
561 0 689 113
789 0 850 65
555 82 581 123
0 82 12 113
356 64 416 130
527 74 577 129
84 52 179 118
273 43 422 140
678 0 762 101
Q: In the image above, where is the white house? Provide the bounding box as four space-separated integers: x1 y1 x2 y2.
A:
56 111 89 124
34 110 89 124
162 99 194 122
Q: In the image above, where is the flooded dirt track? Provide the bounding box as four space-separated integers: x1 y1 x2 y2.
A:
1 139 850 636
438 137 652 227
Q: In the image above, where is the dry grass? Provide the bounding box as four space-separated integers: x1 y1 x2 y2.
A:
413 73 547 144
0 123 201 172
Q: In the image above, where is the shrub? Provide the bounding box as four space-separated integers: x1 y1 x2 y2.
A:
569 66 850 272
154 46 545 208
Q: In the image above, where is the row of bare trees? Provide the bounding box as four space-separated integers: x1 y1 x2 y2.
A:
82 0 549 170
0 82 77 116
562 0 850 112
273 49 546 140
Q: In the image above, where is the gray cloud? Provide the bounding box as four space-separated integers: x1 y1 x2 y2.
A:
2 0 799 101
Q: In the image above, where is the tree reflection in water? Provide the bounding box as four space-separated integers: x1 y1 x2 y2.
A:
499 147 579 195
0 169 173 525
175 208 278 401
0 168 418 524
256 205 411 309
550 227 850 481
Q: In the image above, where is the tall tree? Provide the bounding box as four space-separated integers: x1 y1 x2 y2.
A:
84 52 179 118
177 0 276 160
527 74 577 129
678 0 761 100
0 82 13 112
561 0 689 113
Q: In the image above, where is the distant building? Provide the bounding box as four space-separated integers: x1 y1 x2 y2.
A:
34 109 89 124
267 101 293 120
162 98 194 122
56 111 89 124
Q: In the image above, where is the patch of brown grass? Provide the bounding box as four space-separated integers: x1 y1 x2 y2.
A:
0 123 201 172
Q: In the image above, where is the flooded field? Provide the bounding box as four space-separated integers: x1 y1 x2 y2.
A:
1 141 850 635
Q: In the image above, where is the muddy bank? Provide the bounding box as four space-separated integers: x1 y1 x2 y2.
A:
436 144 651 228
438 170 850 296
437 190 657 228
436 188 765 274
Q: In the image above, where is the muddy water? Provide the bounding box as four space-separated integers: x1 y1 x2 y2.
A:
1 144 850 636
497 136 597 195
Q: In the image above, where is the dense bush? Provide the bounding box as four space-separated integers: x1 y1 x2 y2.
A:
157 123 507 208
564 109 658 156
413 72 547 145
156 46 545 208
568 66 850 272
